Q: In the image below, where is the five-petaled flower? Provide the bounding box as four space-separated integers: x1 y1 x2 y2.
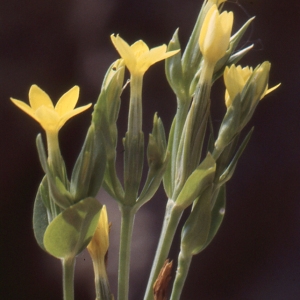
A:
199 4 233 65
110 34 180 77
11 85 91 134
224 64 280 107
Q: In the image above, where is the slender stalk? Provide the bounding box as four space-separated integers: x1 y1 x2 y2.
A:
62 256 76 300
144 200 183 300
169 252 192 300
118 205 136 300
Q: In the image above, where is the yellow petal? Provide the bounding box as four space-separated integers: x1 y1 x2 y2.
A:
260 83 281 100
57 103 92 130
55 86 80 116
87 205 109 258
111 34 136 72
35 106 60 132
29 84 54 111
10 98 40 122
199 5 233 64
224 65 244 100
131 40 149 57
140 45 179 73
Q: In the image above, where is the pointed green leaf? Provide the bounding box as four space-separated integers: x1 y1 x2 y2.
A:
70 125 106 202
43 197 102 258
175 153 216 210
219 128 253 185
33 176 50 250
202 185 226 250
181 185 212 256
163 117 176 198
36 135 71 209
165 29 187 101
214 93 242 153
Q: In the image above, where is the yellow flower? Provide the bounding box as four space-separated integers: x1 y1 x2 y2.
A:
199 4 233 65
10 85 91 134
87 205 109 261
110 34 180 76
209 0 226 5
224 64 280 107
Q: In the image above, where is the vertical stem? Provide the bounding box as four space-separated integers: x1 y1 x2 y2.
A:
118 205 136 300
62 256 76 300
169 252 192 300
144 200 182 300
128 75 143 136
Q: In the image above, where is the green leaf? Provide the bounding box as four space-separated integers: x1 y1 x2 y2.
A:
36 135 72 209
33 176 50 250
43 197 102 259
181 185 212 256
219 128 253 185
70 125 106 202
230 17 255 53
163 117 176 198
175 153 216 210
165 29 187 101
202 185 226 250
214 93 242 153
137 115 169 207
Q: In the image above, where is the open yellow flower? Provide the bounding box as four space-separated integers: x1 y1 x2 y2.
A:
199 4 233 65
110 34 180 76
10 85 91 134
224 64 280 107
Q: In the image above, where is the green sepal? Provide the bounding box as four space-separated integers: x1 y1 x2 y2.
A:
55 176 73 203
123 131 144 206
70 124 106 202
239 62 270 128
214 93 242 153
33 176 50 250
202 185 226 250
213 45 253 82
181 185 212 257
230 17 255 54
137 114 169 207
181 0 209 86
165 29 187 101
92 59 125 135
207 115 215 154
163 117 176 199
92 60 125 202
43 197 102 259
175 153 216 210
219 128 253 185
227 44 253 66
36 135 72 209
174 82 210 196
146 114 167 168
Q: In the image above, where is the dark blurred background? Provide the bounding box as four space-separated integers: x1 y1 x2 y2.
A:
1 0 299 299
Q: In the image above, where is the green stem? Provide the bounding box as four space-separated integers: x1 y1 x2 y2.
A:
170 99 191 192
128 74 143 136
62 257 76 300
169 252 192 300
144 200 183 300
123 74 144 204
118 205 136 300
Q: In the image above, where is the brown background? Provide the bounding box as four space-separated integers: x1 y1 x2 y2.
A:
1 0 299 299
